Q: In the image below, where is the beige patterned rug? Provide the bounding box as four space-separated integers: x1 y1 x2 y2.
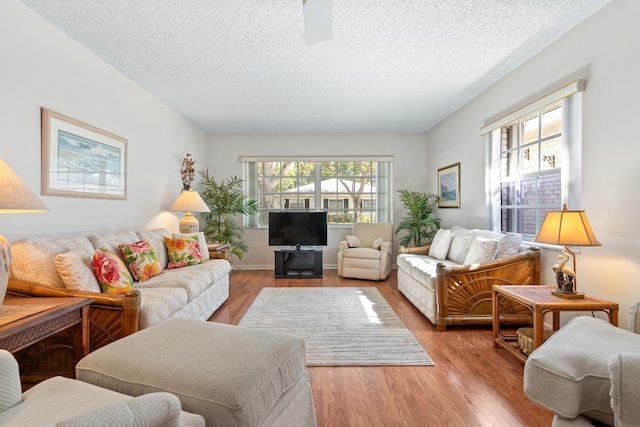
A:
238 287 434 366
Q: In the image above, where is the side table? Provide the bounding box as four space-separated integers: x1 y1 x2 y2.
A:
492 285 618 363
0 297 93 384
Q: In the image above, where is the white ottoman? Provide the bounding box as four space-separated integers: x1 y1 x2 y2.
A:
76 318 317 427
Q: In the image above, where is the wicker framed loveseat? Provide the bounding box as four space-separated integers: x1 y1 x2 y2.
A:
397 226 540 331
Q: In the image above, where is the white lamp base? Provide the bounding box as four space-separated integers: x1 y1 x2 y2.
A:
179 212 200 234
0 235 10 306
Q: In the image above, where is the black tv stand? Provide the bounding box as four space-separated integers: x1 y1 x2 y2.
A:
274 247 322 278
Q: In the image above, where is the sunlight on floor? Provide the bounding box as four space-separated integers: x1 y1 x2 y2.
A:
358 293 381 324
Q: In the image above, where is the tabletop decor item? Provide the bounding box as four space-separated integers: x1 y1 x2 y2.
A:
534 204 601 298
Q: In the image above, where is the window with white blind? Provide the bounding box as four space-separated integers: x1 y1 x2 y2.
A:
483 80 584 239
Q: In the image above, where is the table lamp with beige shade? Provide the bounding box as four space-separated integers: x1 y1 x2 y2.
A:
0 157 49 305
169 188 210 234
534 204 601 298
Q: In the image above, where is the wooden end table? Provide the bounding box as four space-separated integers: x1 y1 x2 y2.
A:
492 285 618 363
0 297 93 383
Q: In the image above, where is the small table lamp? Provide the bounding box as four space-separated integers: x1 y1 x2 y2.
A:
534 204 601 298
169 188 210 233
0 157 48 305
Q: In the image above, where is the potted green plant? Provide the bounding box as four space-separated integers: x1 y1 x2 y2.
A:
395 189 440 248
199 170 258 260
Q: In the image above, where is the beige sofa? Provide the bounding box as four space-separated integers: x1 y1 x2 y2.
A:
524 304 640 426
7 228 231 381
397 226 540 331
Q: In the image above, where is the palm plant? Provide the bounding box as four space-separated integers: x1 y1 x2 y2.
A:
395 189 441 248
199 170 258 260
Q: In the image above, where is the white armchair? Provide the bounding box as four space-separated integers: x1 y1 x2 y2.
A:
337 222 393 281
523 303 640 426
0 349 204 427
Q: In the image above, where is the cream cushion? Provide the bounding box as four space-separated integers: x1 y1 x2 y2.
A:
446 229 475 264
428 229 452 261
609 353 640 427
524 316 640 424
346 235 362 248
76 318 313 427
463 237 498 265
496 232 522 259
372 238 384 249
54 251 101 293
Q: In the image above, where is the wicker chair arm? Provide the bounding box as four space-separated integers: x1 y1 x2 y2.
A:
398 245 431 255
8 278 140 310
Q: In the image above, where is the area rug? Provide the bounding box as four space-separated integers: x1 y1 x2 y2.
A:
238 287 434 366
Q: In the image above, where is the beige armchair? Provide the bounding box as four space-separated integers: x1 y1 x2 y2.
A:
0 349 204 426
337 223 393 281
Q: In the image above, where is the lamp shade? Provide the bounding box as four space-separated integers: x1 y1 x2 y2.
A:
0 157 48 213
534 204 601 247
0 157 49 307
169 189 210 213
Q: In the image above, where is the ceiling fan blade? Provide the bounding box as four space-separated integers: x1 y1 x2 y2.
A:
303 0 332 45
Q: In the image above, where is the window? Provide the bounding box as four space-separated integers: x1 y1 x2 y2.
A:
484 80 584 239
242 158 393 227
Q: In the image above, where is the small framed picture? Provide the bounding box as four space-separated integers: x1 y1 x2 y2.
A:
41 108 127 200
438 162 460 208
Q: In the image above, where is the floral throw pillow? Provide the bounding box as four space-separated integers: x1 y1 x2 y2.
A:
92 248 134 294
119 240 164 282
164 236 205 269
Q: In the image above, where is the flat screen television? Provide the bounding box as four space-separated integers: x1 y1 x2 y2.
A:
268 211 328 248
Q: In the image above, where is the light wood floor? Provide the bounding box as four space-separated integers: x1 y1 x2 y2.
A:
208 269 554 427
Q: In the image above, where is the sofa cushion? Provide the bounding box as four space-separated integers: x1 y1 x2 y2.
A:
428 229 452 261
496 232 522 259
447 229 475 264
172 232 210 261
346 235 362 248
119 240 164 282
524 316 640 423
55 251 101 293
372 238 383 249
92 248 134 294
164 237 204 270
87 231 141 265
135 229 171 268
137 287 189 329
463 237 498 265
133 260 231 301
10 237 95 288
341 247 381 260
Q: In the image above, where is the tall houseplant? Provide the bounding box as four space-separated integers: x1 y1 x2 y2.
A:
199 170 258 260
395 189 440 248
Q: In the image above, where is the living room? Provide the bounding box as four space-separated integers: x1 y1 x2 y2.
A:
1 0 639 425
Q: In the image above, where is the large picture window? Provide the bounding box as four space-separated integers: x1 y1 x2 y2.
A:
242 158 393 227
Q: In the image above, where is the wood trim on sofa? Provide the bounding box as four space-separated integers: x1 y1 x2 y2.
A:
7 278 140 384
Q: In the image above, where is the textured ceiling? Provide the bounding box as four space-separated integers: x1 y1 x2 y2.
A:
20 0 611 133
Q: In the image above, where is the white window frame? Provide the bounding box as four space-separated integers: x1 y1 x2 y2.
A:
483 80 584 239
241 156 393 227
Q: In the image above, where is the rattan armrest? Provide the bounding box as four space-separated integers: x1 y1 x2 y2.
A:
398 245 431 254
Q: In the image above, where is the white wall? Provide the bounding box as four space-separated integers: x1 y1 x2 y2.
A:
425 0 640 328
0 0 207 241
205 133 428 269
